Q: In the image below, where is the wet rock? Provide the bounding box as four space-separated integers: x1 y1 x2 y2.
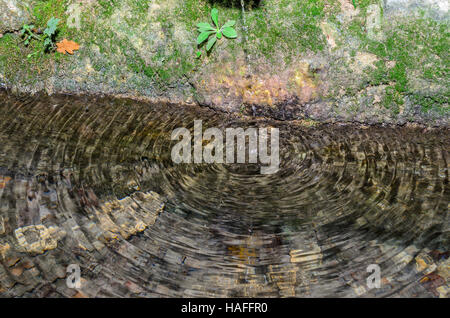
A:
3 252 19 267
0 0 33 34
14 224 65 254
267 264 299 297
420 272 446 296
289 247 322 267
436 285 449 298
34 254 67 281
10 265 23 277
0 264 15 289
415 252 437 274
0 215 5 234
434 257 450 297
351 282 367 296
0 241 10 258
96 191 164 241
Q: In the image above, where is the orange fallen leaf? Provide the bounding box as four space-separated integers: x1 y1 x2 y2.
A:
56 39 80 55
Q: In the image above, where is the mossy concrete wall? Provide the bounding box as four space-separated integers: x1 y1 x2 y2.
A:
0 0 448 126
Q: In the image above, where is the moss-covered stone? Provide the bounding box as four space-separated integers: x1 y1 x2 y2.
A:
0 0 448 126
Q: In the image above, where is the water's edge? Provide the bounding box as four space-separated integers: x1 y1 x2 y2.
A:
2 88 448 130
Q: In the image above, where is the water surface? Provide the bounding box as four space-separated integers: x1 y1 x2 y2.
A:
0 90 448 297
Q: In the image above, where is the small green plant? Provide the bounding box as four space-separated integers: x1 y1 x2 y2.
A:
20 17 60 57
196 8 237 53
20 24 41 46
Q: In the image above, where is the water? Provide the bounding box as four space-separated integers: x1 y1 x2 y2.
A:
0 90 448 297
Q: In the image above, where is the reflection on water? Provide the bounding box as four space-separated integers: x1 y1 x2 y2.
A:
0 90 448 297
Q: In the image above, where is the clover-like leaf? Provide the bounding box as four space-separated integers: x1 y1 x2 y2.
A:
197 22 216 32
211 8 219 27
197 31 214 45
222 20 236 28
206 36 217 51
222 27 237 38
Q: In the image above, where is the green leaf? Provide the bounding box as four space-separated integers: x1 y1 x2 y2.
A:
22 24 34 35
211 8 219 27
196 51 202 58
216 31 222 39
198 26 216 33
44 38 52 48
44 17 60 37
48 17 60 28
206 36 217 51
222 27 237 38
222 20 235 28
197 31 214 45
197 22 215 31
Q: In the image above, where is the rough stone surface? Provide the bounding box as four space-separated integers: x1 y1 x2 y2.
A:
0 0 448 126
0 0 32 34
14 225 65 254
384 0 449 19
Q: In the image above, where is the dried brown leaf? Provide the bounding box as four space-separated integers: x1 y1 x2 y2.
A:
56 39 80 55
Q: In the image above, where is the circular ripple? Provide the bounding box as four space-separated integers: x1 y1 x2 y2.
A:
0 90 448 297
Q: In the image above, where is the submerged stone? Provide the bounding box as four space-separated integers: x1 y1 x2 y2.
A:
14 224 64 254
